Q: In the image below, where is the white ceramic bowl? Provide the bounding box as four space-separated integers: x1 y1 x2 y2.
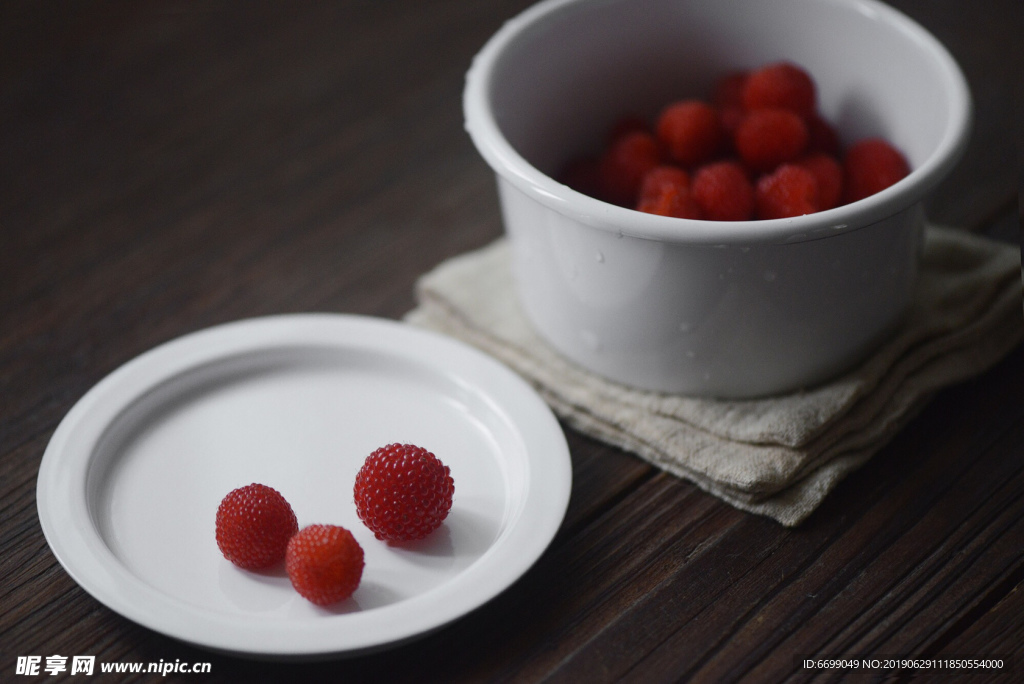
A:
463 0 971 398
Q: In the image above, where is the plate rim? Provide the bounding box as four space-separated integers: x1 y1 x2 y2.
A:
36 313 571 658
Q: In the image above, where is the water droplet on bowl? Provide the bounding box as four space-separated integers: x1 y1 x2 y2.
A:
763 270 777 282
686 350 696 359
678 321 693 333
594 250 605 263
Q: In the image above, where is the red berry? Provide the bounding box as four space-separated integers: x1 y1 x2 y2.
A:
636 187 702 219
734 108 809 173
795 153 843 210
636 166 701 218
354 443 455 542
638 165 691 197
286 525 364 606
755 164 820 219
634 187 700 216
692 161 755 221
741 62 817 118
598 130 661 205
215 483 298 570
842 138 910 203
656 100 722 167
636 185 702 219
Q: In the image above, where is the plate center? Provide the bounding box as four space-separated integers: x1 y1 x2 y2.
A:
90 348 512 619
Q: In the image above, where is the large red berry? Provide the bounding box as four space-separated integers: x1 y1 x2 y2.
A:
692 161 755 221
286 525 364 606
215 483 298 570
741 62 817 118
354 444 455 542
842 138 910 203
735 108 809 172
656 100 722 167
755 164 820 219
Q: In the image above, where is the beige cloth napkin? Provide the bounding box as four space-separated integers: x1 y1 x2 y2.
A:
405 225 1023 526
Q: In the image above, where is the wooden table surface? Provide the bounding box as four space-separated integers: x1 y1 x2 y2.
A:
2 1 1021 681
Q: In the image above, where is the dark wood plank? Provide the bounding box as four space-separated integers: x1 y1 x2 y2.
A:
529 349 1024 683
938 579 1024 666
888 0 1021 231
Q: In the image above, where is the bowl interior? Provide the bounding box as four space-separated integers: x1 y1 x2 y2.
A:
487 0 964 189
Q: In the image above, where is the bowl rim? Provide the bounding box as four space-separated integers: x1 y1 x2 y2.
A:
463 0 972 245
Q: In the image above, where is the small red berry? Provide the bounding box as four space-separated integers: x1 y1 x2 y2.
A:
734 108 809 173
597 130 662 205
656 100 722 168
636 189 701 219
842 138 910 203
755 164 820 219
286 525 364 606
795 153 843 210
215 483 298 570
741 62 817 118
692 161 755 221
636 166 701 218
636 185 703 219
354 444 455 543
638 165 691 197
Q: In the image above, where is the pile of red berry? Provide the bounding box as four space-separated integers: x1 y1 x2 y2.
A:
560 61 910 220
214 443 454 606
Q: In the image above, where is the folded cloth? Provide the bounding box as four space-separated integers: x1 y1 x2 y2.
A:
405 225 1023 526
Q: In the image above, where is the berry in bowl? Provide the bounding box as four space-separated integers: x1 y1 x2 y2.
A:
566 60 912 221
463 0 970 398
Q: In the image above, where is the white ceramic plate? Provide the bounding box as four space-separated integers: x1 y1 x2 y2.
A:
37 313 571 659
